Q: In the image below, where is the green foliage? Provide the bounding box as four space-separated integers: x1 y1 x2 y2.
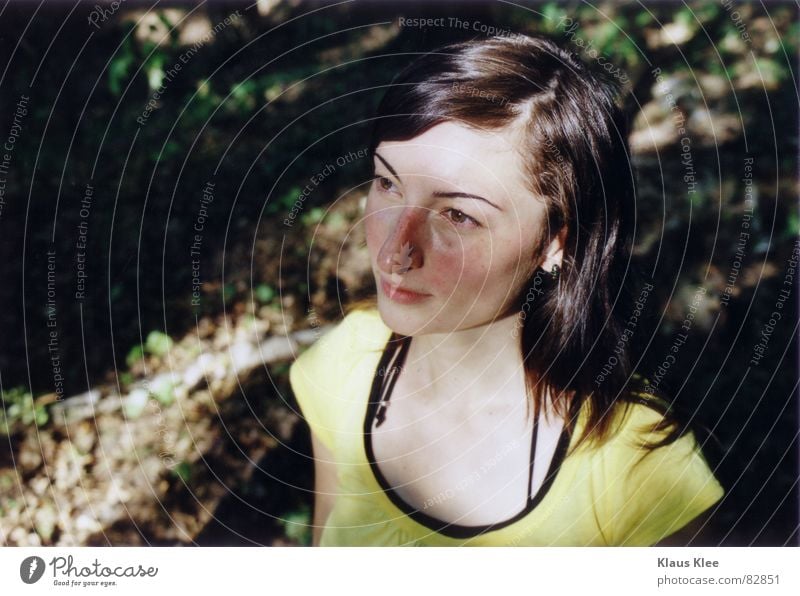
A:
108 35 136 96
254 283 275 304
281 504 312 545
126 344 146 368
265 185 303 216
785 209 799 240
539 2 570 32
150 377 176 406
146 52 166 90
0 387 48 435
300 206 326 227
270 362 290 377
634 12 654 28
230 79 258 111
751 57 788 86
125 331 173 369
145 331 174 357
693 2 720 23
223 283 237 304
171 461 192 483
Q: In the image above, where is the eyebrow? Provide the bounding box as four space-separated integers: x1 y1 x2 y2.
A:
373 152 503 212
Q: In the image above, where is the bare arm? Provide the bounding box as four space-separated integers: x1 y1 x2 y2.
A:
310 430 339 547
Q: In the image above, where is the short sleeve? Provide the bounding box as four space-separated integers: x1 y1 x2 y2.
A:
288 310 365 453
601 405 725 546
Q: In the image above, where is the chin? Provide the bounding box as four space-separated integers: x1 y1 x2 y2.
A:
376 297 438 337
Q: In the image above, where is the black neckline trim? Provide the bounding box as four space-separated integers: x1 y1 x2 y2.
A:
362 332 574 540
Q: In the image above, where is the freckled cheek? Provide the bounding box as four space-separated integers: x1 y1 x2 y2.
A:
363 204 389 260
424 243 488 296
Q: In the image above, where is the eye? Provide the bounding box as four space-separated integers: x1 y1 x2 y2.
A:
373 175 399 194
443 208 480 228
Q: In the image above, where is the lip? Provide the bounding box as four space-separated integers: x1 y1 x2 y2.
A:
380 276 432 305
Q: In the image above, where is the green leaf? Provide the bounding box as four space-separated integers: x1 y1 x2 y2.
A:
108 37 135 96
223 283 237 304
695 3 720 23
143 51 166 91
266 186 301 215
675 6 694 26
301 206 325 226
110 283 124 301
171 461 192 482
150 378 176 406
0 473 12 490
281 505 311 545
254 283 275 304
635 12 653 28
126 344 145 368
785 209 799 238
271 362 290 376
541 3 568 31
145 330 173 357
34 406 48 427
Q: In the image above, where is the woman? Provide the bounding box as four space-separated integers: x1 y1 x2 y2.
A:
289 34 724 546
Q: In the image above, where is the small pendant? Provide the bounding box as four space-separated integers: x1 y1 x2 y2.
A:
375 402 389 427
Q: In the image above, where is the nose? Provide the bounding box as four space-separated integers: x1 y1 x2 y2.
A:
376 206 425 276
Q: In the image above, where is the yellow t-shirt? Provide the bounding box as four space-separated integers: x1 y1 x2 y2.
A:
289 308 725 546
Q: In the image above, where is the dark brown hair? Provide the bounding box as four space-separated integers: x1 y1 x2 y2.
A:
361 35 692 455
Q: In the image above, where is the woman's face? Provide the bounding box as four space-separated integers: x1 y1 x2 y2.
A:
364 120 559 336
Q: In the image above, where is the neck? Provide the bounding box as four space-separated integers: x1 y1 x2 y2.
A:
405 313 524 402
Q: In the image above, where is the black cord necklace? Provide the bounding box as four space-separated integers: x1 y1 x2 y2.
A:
371 332 542 504
374 333 411 428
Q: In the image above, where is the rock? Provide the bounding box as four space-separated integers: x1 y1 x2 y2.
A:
183 353 215 388
75 513 102 533
29 476 50 497
229 341 259 373
71 422 96 454
34 504 58 542
124 389 149 419
19 435 43 471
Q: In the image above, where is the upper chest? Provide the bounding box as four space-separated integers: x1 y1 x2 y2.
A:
366 366 566 527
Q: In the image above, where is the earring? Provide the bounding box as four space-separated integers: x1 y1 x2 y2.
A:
550 264 560 280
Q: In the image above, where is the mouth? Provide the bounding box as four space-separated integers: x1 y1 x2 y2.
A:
379 276 432 305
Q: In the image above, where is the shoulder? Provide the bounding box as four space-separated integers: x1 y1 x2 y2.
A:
320 307 390 355
288 307 390 452
595 398 725 545
608 396 675 446
598 396 721 505
290 307 390 380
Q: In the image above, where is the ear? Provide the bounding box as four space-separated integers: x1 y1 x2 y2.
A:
540 226 568 271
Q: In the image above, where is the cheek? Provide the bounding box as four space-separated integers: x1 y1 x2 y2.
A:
363 197 388 256
436 241 525 301
425 240 487 295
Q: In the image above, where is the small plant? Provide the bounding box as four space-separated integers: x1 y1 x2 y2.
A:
280 504 312 546
125 330 174 368
125 344 146 368
0 387 48 435
150 377 176 406
145 331 173 357
254 283 275 304
170 461 192 483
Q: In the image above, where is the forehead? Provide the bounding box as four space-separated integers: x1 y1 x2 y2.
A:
375 121 540 213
